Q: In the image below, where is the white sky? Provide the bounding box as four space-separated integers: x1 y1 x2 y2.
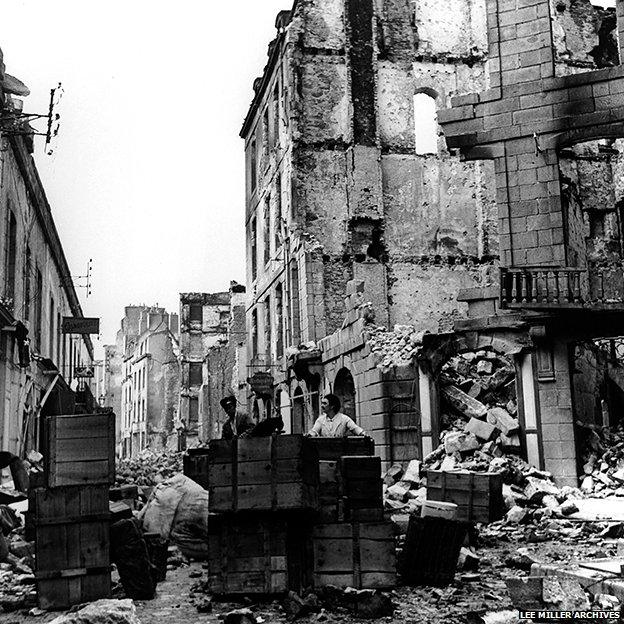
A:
0 0 289 355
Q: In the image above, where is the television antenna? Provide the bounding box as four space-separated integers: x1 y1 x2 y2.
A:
0 82 63 154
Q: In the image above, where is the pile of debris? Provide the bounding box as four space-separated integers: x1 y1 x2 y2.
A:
436 348 520 461
383 346 590 524
0 505 36 613
366 324 426 371
116 450 183 487
577 422 624 497
384 455 582 524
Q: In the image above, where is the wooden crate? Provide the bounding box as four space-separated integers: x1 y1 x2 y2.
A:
399 516 469 586
426 470 504 523
206 514 310 594
183 448 210 490
307 436 374 461
340 456 383 512
319 456 383 522
44 413 115 487
208 435 318 513
312 522 396 589
31 485 111 610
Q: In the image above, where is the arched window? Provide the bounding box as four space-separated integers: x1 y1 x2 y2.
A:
413 92 438 155
334 368 356 420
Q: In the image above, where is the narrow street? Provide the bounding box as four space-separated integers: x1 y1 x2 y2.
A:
1 0 624 622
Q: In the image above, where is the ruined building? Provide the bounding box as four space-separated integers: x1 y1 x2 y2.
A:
241 0 496 460
113 306 180 458
178 283 247 445
241 0 624 483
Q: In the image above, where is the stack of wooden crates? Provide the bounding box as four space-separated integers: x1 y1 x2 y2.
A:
193 434 396 595
30 412 115 610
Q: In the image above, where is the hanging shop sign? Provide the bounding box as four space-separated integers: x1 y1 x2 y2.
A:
247 371 274 397
62 317 100 334
74 365 95 378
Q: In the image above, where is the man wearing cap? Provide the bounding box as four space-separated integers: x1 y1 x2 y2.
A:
220 396 255 440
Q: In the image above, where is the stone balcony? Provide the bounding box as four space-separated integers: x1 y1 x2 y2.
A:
499 266 624 311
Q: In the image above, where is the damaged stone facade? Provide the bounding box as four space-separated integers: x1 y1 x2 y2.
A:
437 0 624 485
178 283 248 444
241 0 501 445
116 306 180 458
242 0 624 482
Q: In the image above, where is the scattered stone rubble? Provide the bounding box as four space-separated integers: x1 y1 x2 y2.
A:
48 599 141 624
0 506 36 613
116 450 182 487
577 422 624 497
366 325 426 371
383 347 593 526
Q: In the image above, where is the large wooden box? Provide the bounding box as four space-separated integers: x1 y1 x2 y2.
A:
206 514 310 594
44 413 115 487
31 485 111 610
426 470 504 524
312 522 396 589
399 515 470 586
307 436 374 461
319 456 383 522
183 448 210 490
208 435 318 513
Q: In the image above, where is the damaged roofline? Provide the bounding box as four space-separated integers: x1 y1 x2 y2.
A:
239 0 299 139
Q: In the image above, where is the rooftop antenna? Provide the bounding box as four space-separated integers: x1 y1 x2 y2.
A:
72 258 93 298
0 82 64 154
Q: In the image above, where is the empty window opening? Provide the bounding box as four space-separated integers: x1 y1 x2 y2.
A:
251 308 258 358
264 196 271 265
251 217 258 281
189 362 203 387
189 303 202 323
413 93 438 155
275 174 282 250
250 139 257 192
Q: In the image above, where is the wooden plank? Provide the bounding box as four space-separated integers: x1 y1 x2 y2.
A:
53 414 112 439
209 435 306 464
313 572 396 589
206 571 288 594
50 461 111 487
210 459 309 487
206 556 287 574
308 437 375 461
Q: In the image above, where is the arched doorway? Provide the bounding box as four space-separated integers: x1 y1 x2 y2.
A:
334 368 356 420
292 387 305 434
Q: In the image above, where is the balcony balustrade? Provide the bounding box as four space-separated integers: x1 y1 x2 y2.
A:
500 266 624 310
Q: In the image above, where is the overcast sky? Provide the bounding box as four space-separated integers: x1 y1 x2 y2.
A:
0 0 288 355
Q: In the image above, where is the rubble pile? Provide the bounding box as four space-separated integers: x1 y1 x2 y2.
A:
366 325 426 371
116 449 183 487
383 348 589 523
0 506 36 613
577 422 624 497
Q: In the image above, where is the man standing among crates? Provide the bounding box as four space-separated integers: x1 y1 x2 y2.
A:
220 396 255 440
307 393 367 438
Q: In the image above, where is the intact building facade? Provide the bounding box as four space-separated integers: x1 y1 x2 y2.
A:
0 47 94 457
